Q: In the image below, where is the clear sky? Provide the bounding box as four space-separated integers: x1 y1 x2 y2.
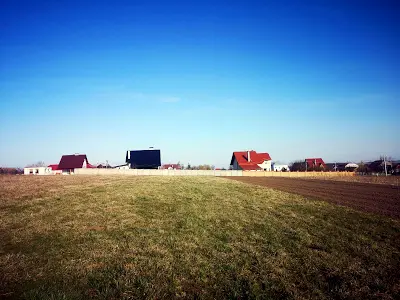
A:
1 0 399 168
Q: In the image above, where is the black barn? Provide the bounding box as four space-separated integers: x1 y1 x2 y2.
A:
125 150 161 169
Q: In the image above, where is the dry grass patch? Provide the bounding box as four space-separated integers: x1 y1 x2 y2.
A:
0 175 399 299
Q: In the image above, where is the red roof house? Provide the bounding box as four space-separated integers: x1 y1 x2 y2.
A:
305 158 326 170
57 154 94 173
47 164 62 174
161 164 182 170
230 150 272 171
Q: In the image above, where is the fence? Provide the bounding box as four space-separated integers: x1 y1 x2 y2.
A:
74 168 355 177
74 169 243 176
241 171 355 178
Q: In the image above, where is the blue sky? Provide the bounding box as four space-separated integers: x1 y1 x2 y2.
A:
1 0 399 168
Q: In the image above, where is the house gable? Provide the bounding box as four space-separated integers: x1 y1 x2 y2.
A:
231 151 272 170
57 154 93 170
305 158 326 169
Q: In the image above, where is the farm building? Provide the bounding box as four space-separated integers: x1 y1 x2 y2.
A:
305 158 326 170
48 164 62 174
97 163 112 168
325 162 347 172
273 164 290 172
126 149 161 169
161 164 182 170
230 150 272 171
367 160 393 174
393 162 400 175
57 154 94 174
48 164 58 171
114 164 129 170
345 163 359 171
24 166 54 175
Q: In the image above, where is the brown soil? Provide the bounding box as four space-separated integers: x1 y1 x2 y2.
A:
226 177 400 219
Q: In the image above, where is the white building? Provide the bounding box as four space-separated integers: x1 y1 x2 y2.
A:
273 164 290 172
114 164 129 170
24 167 54 175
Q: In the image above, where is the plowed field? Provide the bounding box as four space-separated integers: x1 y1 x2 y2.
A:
227 177 400 218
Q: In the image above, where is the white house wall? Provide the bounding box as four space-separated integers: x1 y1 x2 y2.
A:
274 164 290 171
24 167 54 175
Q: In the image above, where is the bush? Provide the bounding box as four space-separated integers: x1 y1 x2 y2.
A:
0 167 23 175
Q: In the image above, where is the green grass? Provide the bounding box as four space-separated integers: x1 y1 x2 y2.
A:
0 175 399 299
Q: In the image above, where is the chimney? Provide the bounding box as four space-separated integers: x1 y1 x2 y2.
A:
247 150 251 162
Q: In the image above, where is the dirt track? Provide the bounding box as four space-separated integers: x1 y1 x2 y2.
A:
226 177 400 219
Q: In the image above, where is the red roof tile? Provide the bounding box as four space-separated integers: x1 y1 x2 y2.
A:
57 154 94 170
231 151 272 170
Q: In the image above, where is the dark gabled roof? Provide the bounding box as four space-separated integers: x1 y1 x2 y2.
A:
368 160 393 168
57 154 93 170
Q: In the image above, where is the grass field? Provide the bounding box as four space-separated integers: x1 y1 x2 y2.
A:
1 176 399 299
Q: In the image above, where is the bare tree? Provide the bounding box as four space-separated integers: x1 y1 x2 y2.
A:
198 164 213 170
26 161 46 168
290 160 306 172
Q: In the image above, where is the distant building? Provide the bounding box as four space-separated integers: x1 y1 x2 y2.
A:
48 164 62 174
126 149 161 169
48 164 59 171
97 163 112 168
57 154 94 174
325 162 347 172
393 162 400 175
161 164 182 170
367 160 393 174
114 164 129 170
305 158 326 170
345 163 358 171
24 166 54 175
230 150 272 171
273 164 290 172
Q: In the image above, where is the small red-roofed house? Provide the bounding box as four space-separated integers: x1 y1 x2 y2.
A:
48 164 62 174
305 158 326 170
230 150 272 171
57 154 95 174
161 164 182 170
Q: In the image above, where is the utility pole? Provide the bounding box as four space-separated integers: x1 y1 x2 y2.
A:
384 155 388 176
